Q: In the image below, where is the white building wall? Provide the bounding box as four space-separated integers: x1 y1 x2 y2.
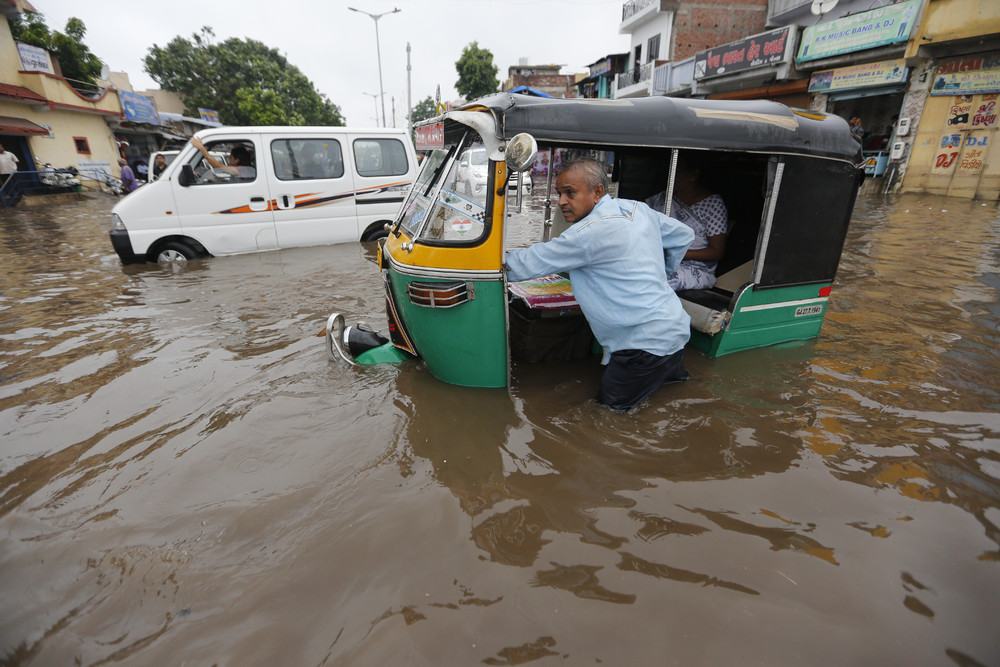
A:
629 13 673 66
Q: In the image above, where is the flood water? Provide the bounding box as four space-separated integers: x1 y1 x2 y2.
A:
1 191 999 665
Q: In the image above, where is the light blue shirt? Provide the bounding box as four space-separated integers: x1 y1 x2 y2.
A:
506 195 694 362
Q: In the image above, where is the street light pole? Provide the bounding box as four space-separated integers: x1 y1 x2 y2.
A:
362 92 380 125
348 6 401 128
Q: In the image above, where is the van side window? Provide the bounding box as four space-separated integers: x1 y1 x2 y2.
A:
270 139 345 180
353 138 409 177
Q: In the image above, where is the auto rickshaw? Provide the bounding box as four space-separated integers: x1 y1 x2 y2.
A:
327 93 863 389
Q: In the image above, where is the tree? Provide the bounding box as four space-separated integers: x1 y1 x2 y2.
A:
9 13 102 87
144 28 344 126
455 42 499 101
410 96 438 125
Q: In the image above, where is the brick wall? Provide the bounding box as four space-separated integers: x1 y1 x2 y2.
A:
508 73 575 98
672 0 768 60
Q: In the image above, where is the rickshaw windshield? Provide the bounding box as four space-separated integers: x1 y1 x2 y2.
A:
398 133 491 245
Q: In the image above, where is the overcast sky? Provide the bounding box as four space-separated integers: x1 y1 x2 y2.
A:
36 0 632 127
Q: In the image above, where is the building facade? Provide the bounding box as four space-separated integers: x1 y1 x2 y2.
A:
616 0 768 98
1 5 122 189
503 61 576 98
576 53 629 99
898 0 1000 199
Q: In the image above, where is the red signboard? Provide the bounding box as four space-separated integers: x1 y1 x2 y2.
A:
415 123 444 151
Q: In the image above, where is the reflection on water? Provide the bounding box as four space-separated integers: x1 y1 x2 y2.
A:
0 193 998 665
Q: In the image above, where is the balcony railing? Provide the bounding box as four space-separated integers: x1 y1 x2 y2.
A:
617 62 655 91
622 0 655 22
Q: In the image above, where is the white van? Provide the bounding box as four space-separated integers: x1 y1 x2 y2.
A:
110 126 417 264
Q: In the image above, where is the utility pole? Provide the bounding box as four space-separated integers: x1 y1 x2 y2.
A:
363 92 379 126
406 42 412 131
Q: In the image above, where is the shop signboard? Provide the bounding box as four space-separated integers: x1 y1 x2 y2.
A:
118 91 160 125
930 55 1000 96
590 59 612 77
694 27 791 80
797 0 919 63
16 41 54 74
808 59 907 92
199 108 221 124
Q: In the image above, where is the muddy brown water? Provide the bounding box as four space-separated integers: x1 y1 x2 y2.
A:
1 192 998 665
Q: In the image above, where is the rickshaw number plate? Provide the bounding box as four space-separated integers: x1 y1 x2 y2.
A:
795 304 824 317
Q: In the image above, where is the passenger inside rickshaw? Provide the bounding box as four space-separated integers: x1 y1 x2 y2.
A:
506 147 770 363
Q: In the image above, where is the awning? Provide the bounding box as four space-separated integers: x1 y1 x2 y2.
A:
507 85 553 98
827 84 907 102
0 115 49 136
0 83 47 105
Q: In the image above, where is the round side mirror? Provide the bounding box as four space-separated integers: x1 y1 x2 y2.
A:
505 133 538 173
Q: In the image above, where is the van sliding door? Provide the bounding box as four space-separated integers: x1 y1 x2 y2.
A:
266 134 358 248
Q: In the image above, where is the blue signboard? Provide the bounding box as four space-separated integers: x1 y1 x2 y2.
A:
797 0 919 63
118 91 160 125
199 108 221 125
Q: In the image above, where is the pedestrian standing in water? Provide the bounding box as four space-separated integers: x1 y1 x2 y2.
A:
0 143 19 187
118 158 138 194
505 158 694 411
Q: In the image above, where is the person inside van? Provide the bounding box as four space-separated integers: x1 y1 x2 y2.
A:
645 153 728 291
151 153 168 181
190 137 255 182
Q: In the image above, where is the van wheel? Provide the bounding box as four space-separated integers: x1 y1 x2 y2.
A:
362 227 389 242
155 241 197 264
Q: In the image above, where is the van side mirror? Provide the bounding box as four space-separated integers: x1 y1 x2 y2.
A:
179 164 196 187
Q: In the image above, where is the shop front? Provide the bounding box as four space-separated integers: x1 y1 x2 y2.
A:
795 0 922 179
902 54 1000 200
808 59 910 176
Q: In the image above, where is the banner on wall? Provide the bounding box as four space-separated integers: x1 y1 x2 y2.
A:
808 59 907 92
932 133 962 175
931 56 1000 96
944 94 998 129
797 0 919 63
958 132 989 174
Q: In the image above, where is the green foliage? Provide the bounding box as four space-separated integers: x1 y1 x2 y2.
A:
410 96 438 125
143 28 344 126
455 42 499 101
9 13 102 87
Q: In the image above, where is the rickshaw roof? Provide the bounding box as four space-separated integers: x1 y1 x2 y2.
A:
445 93 861 163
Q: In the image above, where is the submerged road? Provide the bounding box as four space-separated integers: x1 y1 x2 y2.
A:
1 191 998 664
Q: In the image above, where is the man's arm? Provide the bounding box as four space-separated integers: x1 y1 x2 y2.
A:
505 232 589 282
658 214 695 275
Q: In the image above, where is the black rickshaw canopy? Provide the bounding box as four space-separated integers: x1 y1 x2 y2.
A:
443 93 862 165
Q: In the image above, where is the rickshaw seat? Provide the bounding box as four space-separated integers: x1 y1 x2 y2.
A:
714 260 753 293
676 288 731 336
